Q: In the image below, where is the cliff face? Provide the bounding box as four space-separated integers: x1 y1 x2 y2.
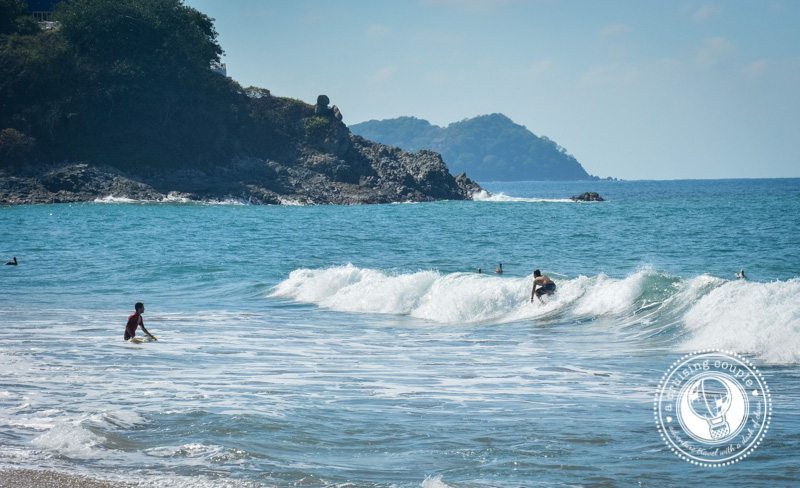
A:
0 96 480 204
351 114 596 182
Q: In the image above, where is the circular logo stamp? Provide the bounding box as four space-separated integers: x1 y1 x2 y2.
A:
654 350 771 466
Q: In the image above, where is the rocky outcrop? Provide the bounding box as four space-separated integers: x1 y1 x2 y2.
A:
570 192 605 202
0 142 482 205
0 164 163 204
0 95 483 205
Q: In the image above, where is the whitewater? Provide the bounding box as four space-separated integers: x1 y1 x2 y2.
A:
1 179 799 486
272 264 800 364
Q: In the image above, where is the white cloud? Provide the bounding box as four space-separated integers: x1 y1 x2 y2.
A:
695 37 734 68
600 23 629 38
692 4 721 22
369 65 399 84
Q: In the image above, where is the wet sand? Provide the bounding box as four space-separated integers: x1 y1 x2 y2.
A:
0 469 130 488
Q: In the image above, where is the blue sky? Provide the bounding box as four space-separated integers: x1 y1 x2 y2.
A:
185 0 799 180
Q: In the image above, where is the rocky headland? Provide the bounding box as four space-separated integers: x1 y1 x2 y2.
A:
0 96 481 205
0 1 480 205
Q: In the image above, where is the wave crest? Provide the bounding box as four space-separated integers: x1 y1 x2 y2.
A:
271 265 800 364
270 265 659 324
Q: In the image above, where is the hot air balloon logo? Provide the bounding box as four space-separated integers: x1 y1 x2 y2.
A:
687 376 732 439
677 372 747 444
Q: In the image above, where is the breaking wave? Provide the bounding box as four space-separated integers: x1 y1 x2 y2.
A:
472 190 573 203
271 265 800 364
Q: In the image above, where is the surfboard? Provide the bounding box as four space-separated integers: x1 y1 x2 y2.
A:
129 336 157 344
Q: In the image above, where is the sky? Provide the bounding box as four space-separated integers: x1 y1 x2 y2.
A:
185 0 799 180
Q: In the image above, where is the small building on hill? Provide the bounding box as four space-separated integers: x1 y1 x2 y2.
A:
26 0 61 22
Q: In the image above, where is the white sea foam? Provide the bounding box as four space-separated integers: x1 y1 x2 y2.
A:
0 445 33 462
571 271 649 316
203 198 247 206
93 194 247 205
421 474 454 488
271 264 530 323
472 190 573 203
681 278 800 364
31 423 103 458
272 265 800 364
144 443 249 464
87 410 147 429
270 264 652 324
5 419 55 431
162 192 192 203
279 197 307 206
145 443 223 458
93 195 140 204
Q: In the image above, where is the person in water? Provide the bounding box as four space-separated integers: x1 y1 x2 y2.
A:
736 269 747 280
531 269 556 303
495 263 503 274
124 302 157 341
5 256 17 266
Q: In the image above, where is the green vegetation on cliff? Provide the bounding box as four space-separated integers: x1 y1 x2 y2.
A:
0 0 344 170
351 114 596 181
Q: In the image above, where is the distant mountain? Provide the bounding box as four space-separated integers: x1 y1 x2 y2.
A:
350 114 595 181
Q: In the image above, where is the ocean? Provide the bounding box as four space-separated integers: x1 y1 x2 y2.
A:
1 179 798 487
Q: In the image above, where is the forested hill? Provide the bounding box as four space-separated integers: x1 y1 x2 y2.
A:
350 114 596 182
0 0 479 204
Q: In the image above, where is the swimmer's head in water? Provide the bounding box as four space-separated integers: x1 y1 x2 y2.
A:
533 269 541 277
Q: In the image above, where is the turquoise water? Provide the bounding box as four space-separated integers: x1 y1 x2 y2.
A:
1 179 799 486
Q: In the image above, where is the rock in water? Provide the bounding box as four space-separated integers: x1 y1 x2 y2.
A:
571 192 604 202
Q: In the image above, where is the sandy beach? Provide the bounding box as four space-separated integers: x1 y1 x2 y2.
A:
0 469 129 488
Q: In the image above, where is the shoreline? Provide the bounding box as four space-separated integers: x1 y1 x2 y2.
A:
0 468 131 488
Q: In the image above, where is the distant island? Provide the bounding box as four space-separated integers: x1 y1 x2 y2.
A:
350 114 597 182
0 0 480 204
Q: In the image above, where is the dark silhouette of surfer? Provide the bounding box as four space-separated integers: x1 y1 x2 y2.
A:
5 257 17 266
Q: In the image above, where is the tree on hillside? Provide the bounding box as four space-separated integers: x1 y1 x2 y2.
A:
0 0 38 36
0 0 246 169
